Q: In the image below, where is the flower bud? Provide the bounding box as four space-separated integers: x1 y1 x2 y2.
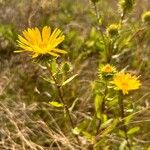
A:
119 0 134 12
142 11 150 24
106 24 119 37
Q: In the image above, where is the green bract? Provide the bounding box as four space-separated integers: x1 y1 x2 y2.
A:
142 11 150 24
106 24 119 37
119 0 134 12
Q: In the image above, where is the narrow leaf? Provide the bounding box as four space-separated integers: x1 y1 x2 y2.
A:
62 74 78 86
72 119 90 135
51 59 58 75
127 126 140 135
100 118 119 137
49 101 64 107
82 131 94 142
124 114 133 125
101 119 113 129
119 140 127 150
94 94 103 119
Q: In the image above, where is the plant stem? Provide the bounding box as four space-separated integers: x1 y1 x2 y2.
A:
93 2 109 63
46 63 81 148
118 92 131 150
120 10 126 26
96 81 107 134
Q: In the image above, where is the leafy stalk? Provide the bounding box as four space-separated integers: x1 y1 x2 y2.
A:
46 63 81 147
118 91 131 150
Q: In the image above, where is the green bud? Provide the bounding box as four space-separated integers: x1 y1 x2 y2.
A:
61 62 72 73
119 0 134 12
142 11 150 24
106 24 119 37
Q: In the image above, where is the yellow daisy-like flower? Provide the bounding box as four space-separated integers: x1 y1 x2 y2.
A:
16 26 67 58
102 64 116 73
111 72 141 95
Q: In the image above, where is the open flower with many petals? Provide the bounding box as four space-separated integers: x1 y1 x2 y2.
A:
111 72 141 95
16 26 67 58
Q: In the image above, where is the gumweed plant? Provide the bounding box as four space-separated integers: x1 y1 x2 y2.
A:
16 26 82 147
14 0 148 149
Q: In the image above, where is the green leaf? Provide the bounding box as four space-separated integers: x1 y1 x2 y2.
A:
100 118 119 137
107 97 118 108
82 131 94 142
101 119 113 129
41 76 55 84
94 94 103 119
124 114 133 125
119 140 127 150
69 98 79 112
118 130 125 138
127 126 140 135
147 146 150 150
94 139 105 150
62 74 78 86
72 119 90 135
51 59 58 75
102 114 108 123
89 117 97 135
49 101 64 107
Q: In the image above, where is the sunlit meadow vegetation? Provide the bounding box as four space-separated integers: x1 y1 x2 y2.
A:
0 0 150 149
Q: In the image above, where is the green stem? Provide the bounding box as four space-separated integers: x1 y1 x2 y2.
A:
93 2 109 63
120 10 126 26
93 81 108 150
46 63 81 148
118 92 131 150
96 81 107 134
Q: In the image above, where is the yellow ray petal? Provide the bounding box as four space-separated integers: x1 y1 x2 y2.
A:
51 36 65 48
27 28 37 44
14 50 24 53
35 27 42 44
48 52 60 57
23 30 32 42
52 48 67 54
18 35 31 46
18 43 33 51
49 28 61 43
32 53 39 58
42 26 51 43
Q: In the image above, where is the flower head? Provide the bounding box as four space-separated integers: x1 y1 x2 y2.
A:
142 11 150 24
99 64 117 79
16 26 67 58
111 72 141 95
106 24 119 37
101 64 116 73
119 0 134 12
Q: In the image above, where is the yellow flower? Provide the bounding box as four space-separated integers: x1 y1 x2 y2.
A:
111 72 141 95
16 26 67 58
101 64 116 73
